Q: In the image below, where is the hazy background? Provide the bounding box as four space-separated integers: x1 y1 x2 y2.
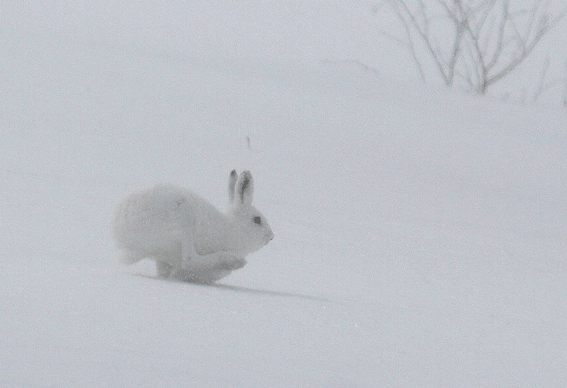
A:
1 2 566 387
2 0 567 104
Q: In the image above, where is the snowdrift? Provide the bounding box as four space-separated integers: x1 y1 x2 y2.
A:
1 14 566 388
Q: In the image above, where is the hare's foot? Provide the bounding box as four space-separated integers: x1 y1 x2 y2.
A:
156 262 195 282
216 252 247 270
156 261 174 278
118 249 144 265
180 251 246 272
183 269 232 284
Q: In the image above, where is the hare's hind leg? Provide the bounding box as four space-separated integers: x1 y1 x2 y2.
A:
156 261 174 278
118 248 144 265
173 200 246 272
156 261 192 281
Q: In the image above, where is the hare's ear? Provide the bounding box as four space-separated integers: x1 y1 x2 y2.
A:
237 171 254 206
228 170 238 204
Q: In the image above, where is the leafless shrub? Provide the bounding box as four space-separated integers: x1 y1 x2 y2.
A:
383 0 566 95
532 56 550 103
529 57 567 104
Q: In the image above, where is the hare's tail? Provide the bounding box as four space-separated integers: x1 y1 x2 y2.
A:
118 249 144 265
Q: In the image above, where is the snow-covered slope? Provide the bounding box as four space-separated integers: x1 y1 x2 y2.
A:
1 4 567 387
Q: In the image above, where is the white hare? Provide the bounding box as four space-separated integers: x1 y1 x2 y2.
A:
112 170 274 283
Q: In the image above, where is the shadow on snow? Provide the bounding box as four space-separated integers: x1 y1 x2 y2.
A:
132 273 334 304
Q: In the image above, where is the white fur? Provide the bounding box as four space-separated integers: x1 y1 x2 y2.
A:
112 171 273 283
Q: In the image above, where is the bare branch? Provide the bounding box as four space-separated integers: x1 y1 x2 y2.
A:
380 29 411 49
387 0 466 86
438 0 467 86
484 1 509 72
384 1 429 82
532 56 550 102
484 5 557 90
320 59 380 77
382 0 567 97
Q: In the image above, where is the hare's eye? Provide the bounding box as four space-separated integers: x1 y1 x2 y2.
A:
253 216 262 225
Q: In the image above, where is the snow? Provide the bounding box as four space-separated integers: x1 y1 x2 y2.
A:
1 2 567 387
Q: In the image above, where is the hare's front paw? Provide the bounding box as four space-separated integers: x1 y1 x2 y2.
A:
218 252 247 270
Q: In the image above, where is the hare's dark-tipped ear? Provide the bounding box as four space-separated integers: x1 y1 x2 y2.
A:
229 170 238 203
237 170 254 206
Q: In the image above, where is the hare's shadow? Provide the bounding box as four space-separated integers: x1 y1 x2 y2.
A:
209 283 334 303
133 273 333 304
